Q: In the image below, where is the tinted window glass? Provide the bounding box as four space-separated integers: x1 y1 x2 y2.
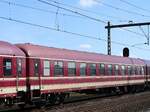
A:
114 65 119 75
54 61 63 76
135 66 140 75
137 66 141 75
80 63 86 76
149 67 150 75
132 66 135 75
108 64 112 75
127 66 132 75
89 64 96 76
34 60 40 76
3 58 12 76
141 66 144 75
99 64 105 75
121 65 125 75
68 62 76 76
17 58 22 76
43 60 50 76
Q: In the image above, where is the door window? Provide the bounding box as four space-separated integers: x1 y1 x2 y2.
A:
34 60 40 76
17 58 22 76
3 58 12 76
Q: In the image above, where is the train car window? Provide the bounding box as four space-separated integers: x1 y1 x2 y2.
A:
54 61 63 76
121 65 125 75
132 66 135 75
3 58 12 76
99 64 105 75
80 63 86 76
68 62 76 76
149 67 150 75
43 60 50 76
141 66 144 75
89 64 96 76
114 65 119 75
127 66 132 75
108 64 112 75
34 60 40 76
137 66 141 75
17 58 22 76
135 66 138 75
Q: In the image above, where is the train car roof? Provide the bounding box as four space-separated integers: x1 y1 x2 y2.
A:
0 41 25 56
142 59 150 66
16 43 144 65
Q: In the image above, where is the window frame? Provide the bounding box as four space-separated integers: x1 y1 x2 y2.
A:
114 65 119 76
3 58 12 77
89 63 96 76
121 65 126 75
68 62 76 76
43 60 50 76
107 64 113 76
141 66 145 75
127 66 132 75
131 66 135 75
54 61 64 76
80 63 87 76
17 58 22 77
34 59 40 77
99 63 105 75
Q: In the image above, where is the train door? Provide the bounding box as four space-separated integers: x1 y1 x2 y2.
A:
16 58 22 92
34 59 41 91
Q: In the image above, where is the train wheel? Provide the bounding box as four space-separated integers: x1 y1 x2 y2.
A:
0 98 4 105
48 93 66 105
18 104 25 109
56 93 66 104
5 98 14 106
48 93 57 105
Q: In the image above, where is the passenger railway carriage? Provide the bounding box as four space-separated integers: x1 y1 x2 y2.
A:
0 41 26 104
16 43 148 101
0 40 150 106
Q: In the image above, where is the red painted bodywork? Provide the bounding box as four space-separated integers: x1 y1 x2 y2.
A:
0 41 26 98
0 40 149 101
16 43 147 94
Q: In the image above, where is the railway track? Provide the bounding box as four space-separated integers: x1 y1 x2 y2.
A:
0 90 150 112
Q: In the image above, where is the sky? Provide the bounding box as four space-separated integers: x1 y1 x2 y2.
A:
0 0 150 59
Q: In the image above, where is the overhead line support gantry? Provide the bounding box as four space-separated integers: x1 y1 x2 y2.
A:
105 21 150 55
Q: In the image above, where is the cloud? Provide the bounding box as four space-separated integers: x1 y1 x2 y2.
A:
79 44 92 49
79 0 97 7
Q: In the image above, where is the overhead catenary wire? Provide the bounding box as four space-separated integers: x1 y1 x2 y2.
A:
0 0 146 39
0 0 133 23
0 0 150 52
46 0 130 22
119 0 150 13
37 0 147 39
0 16 105 40
119 28 145 38
94 0 150 18
0 0 84 19
37 0 106 23
0 16 150 52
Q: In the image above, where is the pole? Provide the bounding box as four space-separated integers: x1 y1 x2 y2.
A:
107 21 111 55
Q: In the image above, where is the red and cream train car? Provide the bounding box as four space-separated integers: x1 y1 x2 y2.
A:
0 41 26 104
0 41 149 106
16 43 147 103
